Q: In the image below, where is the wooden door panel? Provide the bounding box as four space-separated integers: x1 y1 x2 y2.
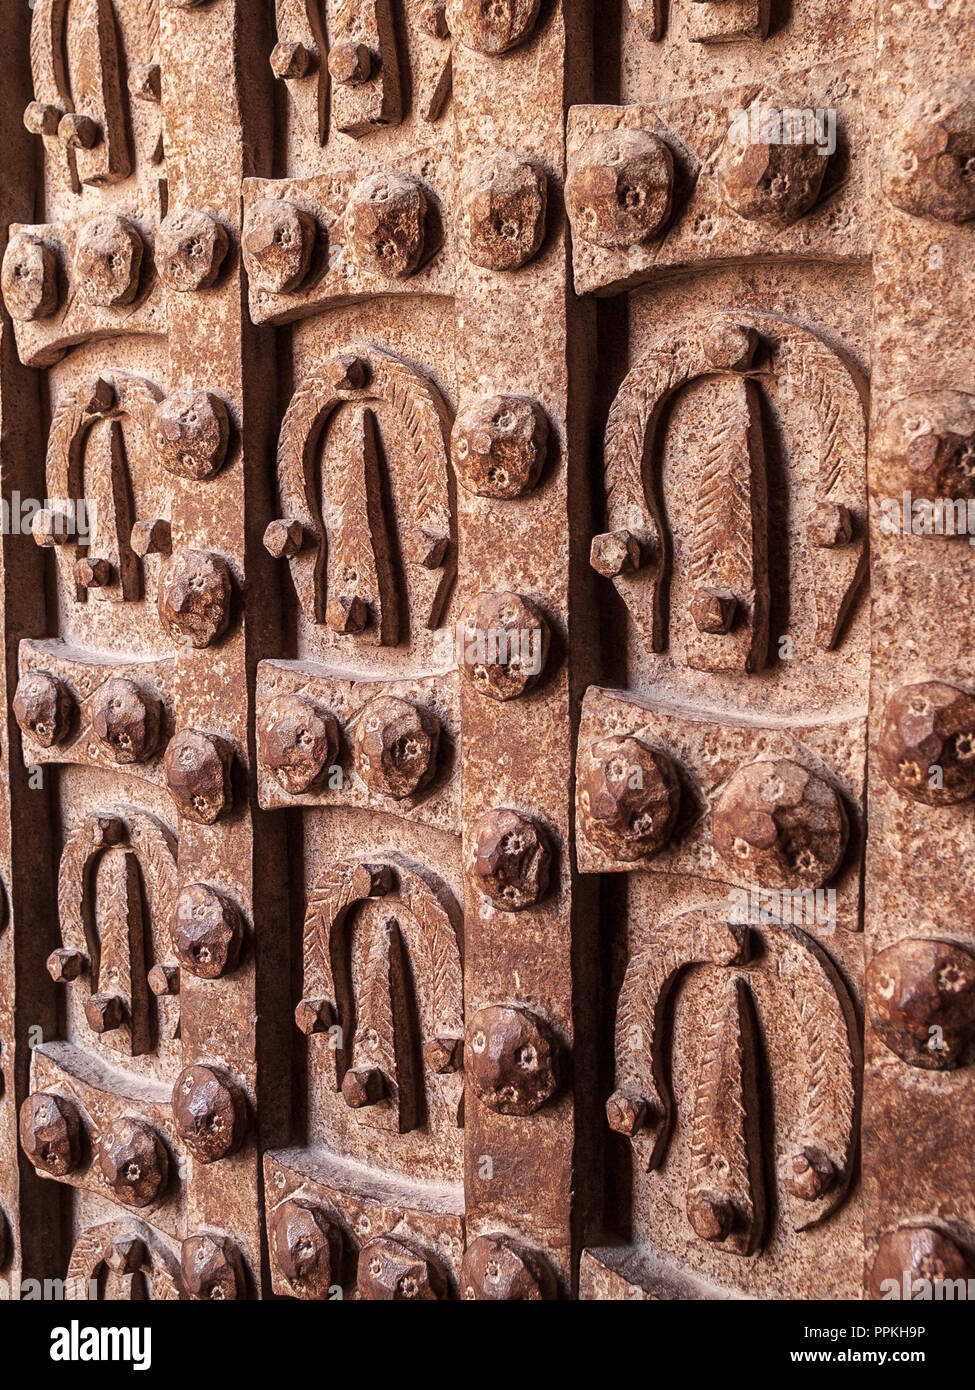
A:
0 0 971 1305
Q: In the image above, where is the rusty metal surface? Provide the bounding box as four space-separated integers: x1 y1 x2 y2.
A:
0 0 972 1305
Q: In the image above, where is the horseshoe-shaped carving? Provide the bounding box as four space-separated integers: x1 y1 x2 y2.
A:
272 345 455 634
607 906 751 1171
299 855 464 1127
66 1220 181 1301
597 315 867 661
764 920 859 1232
779 330 869 649
28 0 130 188
42 374 156 603
609 902 859 1242
55 809 178 1056
686 976 765 1256
273 0 329 144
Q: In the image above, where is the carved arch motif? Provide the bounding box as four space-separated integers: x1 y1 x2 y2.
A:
608 903 859 1253
28 0 131 188
596 314 868 667
66 1221 181 1301
56 809 178 1056
272 345 455 637
299 855 464 1130
42 372 172 603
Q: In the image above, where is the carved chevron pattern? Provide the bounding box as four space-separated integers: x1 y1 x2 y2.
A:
612 906 858 1248
690 380 757 592
686 977 764 1257
301 857 463 1125
276 346 453 628
613 909 750 1171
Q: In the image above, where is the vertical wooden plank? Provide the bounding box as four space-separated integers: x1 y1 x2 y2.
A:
0 0 62 1296
159 0 289 1294
454 0 599 1294
865 1 975 1297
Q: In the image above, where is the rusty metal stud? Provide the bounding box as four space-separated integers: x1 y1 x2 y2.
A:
259 693 339 795
242 197 315 295
263 518 304 559
147 963 180 997
97 1117 169 1208
32 506 74 548
711 758 848 889
341 1066 385 1109
270 1199 343 1299
578 734 680 861
19 1093 82 1177
104 1236 147 1275
294 997 335 1035
808 502 853 549
326 350 371 392
329 41 373 87
74 557 113 589
447 0 540 54
327 594 367 634
150 389 230 481
181 1232 245 1300
878 391 975 503
467 807 551 910
716 105 829 227
1 233 58 322
590 529 644 579
90 678 161 765
461 1234 556 1300
689 588 737 635
423 1036 463 1074
882 85 975 223
356 1235 446 1300
459 590 551 701
270 40 311 80
129 63 161 102
130 518 172 557
345 172 428 280
451 395 548 498
878 681 975 806
353 695 439 800
466 1004 559 1116
158 549 233 650
172 1065 247 1164
866 937 975 1070
46 948 87 983
73 214 143 307
85 992 126 1034
567 128 674 248
605 1084 648 1137
419 0 449 38
463 151 547 271
13 670 73 748
57 111 99 149
868 1225 972 1300
23 101 61 136
156 208 230 293
171 883 244 980
164 729 234 825
781 1145 838 1202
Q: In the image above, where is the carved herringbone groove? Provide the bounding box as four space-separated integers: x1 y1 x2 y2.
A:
690 385 755 591
686 978 755 1246
614 910 750 1169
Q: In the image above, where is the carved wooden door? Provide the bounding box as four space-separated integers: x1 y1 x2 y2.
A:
0 0 973 1306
